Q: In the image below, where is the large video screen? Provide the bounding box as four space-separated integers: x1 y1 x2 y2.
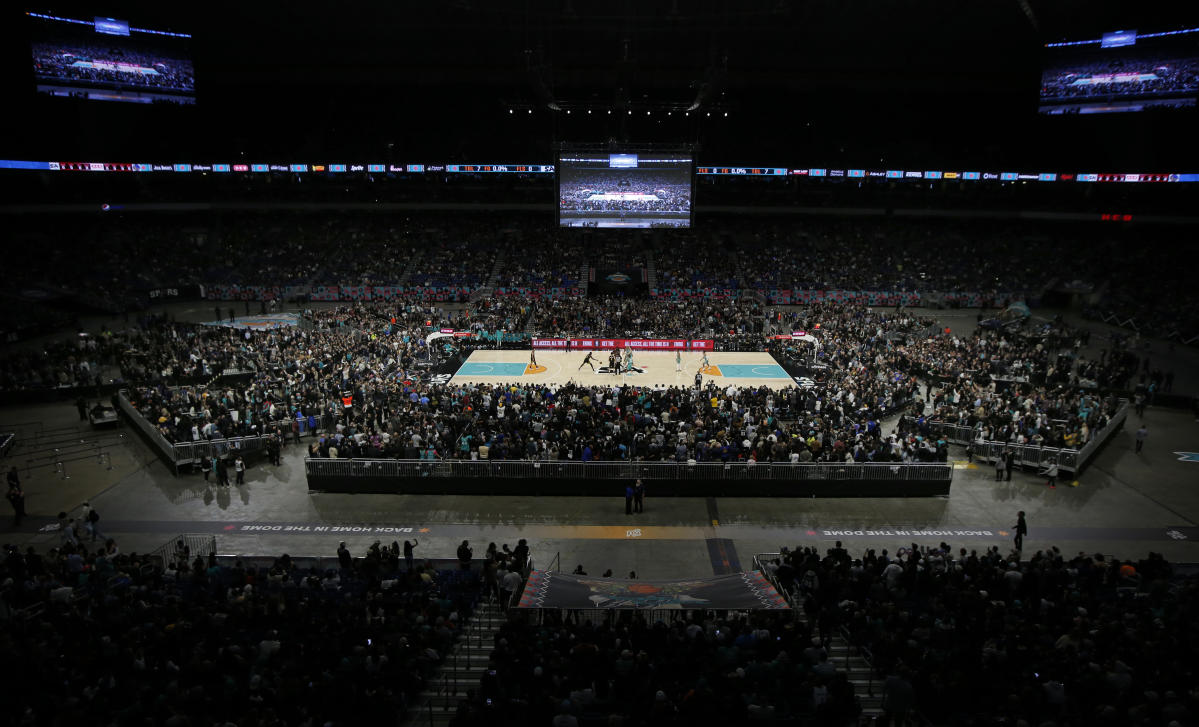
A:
29 12 195 105
1039 28 1199 115
558 152 692 228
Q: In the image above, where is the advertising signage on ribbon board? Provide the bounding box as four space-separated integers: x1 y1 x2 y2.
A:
532 338 714 351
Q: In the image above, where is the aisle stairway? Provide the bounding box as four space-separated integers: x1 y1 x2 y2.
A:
756 556 887 721
486 250 507 288
645 248 658 290
825 634 886 720
397 248 423 287
404 597 507 727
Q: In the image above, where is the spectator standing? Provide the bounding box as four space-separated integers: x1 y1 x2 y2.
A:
1041 461 1059 489
85 504 105 542
1005 450 1015 481
1014 511 1027 551
457 539 473 570
76 396 88 421
625 482 634 515
1135 425 1148 454
404 539 418 571
633 479 645 513
501 566 523 605
234 455 246 485
511 539 529 573
882 668 915 726
200 455 212 482
337 541 352 570
6 481 25 525
994 453 1005 482
216 456 230 487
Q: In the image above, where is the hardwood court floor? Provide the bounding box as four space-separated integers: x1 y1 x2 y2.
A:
449 350 797 389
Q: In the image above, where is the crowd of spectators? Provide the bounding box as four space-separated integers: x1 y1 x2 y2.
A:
654 234 741 291
0 332 115 391
737 218 1066 296
767 541 1197 726
523 295 767 341
452 609 862 726
0 539 482 726
11 214 1194 351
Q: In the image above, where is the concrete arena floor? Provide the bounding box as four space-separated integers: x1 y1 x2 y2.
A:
2 302 1197 578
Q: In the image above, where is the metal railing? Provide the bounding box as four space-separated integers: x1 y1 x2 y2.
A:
117 389 281 475
927 399 1127 474
305 458 954 482
148 533 217 570
115 389 177 466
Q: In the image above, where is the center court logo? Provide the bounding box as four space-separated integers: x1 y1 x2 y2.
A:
605 273 631 283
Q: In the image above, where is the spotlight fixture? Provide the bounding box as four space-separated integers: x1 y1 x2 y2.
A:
706 112 711 117
509 109 513 114
646 110 650 115
627 110 632 115
607 109 611 114
588 109 592 114
724 112 728 117
566 109 570 114
527 109 532 114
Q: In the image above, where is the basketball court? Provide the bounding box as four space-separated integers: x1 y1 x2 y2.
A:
448 349 797 389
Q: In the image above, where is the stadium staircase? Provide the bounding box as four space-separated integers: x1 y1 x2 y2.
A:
645 249 658 289
486 249 506 287
466 249 507 303
826 633 886 721
734 255 750 291
579 262 590 293
397 249 423 287
407 596 507 727
756 556 886 721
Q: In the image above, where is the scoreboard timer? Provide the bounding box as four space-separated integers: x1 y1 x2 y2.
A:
696 167 788 175
446 164 555 173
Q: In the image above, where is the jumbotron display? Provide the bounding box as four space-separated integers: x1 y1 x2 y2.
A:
28 11 195 105
558 152 692 229
1039 27 1199 115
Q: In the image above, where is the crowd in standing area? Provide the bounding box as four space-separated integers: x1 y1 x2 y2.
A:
0 537 483 727
765 541 1194 726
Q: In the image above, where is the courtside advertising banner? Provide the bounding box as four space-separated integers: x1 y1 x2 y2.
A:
532 338 714 351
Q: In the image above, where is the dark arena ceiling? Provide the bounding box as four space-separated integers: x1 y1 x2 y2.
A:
3 0 1197 168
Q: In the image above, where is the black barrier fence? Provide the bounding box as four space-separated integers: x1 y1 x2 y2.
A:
305 458 953 497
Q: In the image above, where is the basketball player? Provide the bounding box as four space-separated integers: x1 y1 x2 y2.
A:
529 349 538 368
675 350 682 372
579 351 596 371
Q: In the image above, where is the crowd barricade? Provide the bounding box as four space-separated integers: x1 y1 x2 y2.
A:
305 458 953 496
147 534 217 570
115 389 178 468
928 399 1127 474
306 458 953 482
117 389 284 476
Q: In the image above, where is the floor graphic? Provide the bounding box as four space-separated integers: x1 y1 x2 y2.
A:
21 519 1199 544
